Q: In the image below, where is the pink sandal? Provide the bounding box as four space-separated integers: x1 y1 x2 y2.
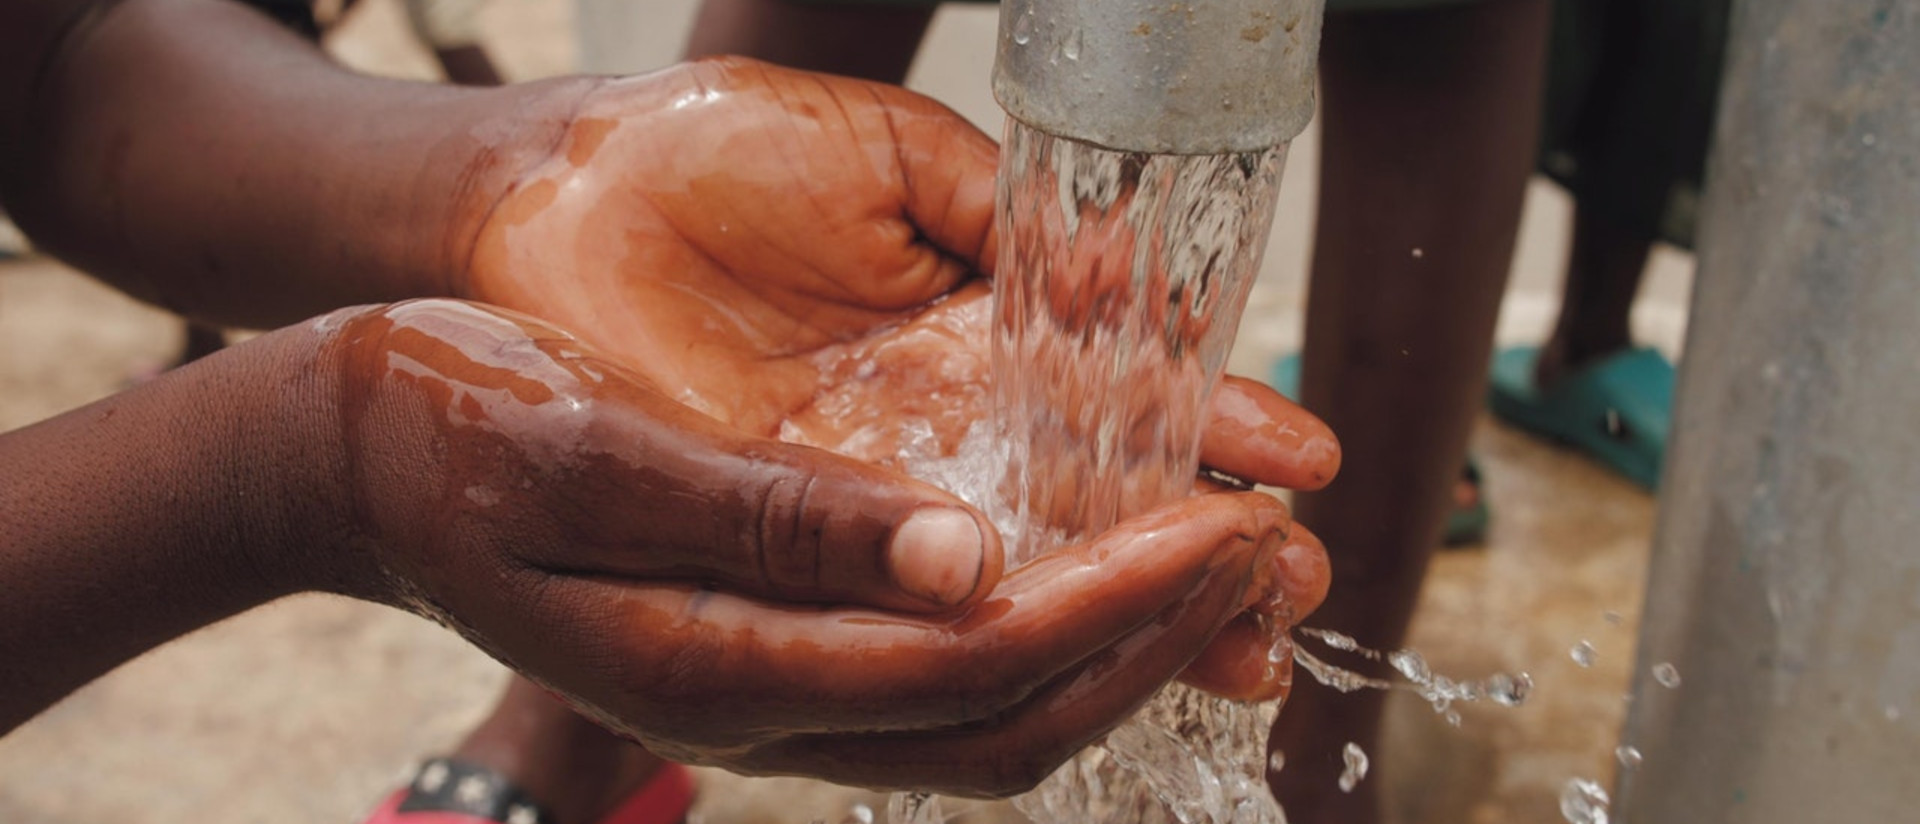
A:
362 758 695 824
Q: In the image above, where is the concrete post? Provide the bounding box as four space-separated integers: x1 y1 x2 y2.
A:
1616 1 1920 821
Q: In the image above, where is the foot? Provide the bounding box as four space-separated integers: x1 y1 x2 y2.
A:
1530 332 1628 391
445 678 681 824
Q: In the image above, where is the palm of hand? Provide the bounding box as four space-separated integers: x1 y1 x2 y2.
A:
467 58 999 460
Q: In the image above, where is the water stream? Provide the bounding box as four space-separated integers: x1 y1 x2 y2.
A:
985 120 1287 568
990 119 1288 824
871 113 1583 824
878 118 1543 823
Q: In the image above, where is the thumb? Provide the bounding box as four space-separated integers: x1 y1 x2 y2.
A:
562 396 1006 614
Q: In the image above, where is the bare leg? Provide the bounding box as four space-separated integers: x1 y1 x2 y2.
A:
450 679 674 824
432 45 503 86
1533 203 1651 386
180 321 225 364
684 0 935 84
1269 1 1550 822
1532 0 1710 388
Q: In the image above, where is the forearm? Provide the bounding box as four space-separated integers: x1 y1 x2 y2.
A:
0 318 360 732
0 0 597 328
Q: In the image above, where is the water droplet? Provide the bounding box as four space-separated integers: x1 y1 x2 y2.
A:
1269 751 1286 773
1293 645 1392 693
1268 631 1294 664
1652 662 1682 688
1011 11 1035 45
1410 247 1424 258
1388 649 1431 683
1061 28 1083 60
1307 627 1357 651
1487 672 1533 707
1301 627 1377 658
1445 709 1462 727
887 792 942 824
1337 742 1369 793
1570 640 1597 668
1559 778 1611 824
847 803 875 824
1614 745 1643 769
1602 610 1624 626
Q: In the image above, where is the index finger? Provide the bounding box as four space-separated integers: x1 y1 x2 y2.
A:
1201 375 1341 491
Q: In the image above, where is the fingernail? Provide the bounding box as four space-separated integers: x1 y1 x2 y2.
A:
889 507 986 608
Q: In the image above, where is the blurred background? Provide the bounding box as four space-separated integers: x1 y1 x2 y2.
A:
0 0 1696 821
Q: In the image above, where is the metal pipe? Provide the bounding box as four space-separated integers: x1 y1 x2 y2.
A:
991 0 1324 154
1616 0 1920 820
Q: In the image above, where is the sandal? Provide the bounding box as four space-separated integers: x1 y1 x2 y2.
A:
1268 354 1489 546
362 758 695 824
1487 345 1672 491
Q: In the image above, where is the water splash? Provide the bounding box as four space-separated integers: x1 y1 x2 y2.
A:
1559 778 1611 824
887 793 943 824
1295 627 1533 714
1570 640 1597 668
1614 745 1643 769
989 118 1286 567
1486 672 1534 707
1292 645 1391 694
1010 10 1035 45
1387 649 1432 683
909 118 1289 824
1337 743 1370 793
1652 662 1683 688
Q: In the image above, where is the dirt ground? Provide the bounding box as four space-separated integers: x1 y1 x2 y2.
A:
0 1 1697 822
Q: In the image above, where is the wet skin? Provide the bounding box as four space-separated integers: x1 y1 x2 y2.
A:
328 298 1329 795
442 60 1340 790
0 8 1342 795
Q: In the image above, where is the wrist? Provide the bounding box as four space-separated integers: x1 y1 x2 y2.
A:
0 313 375 727
244 306 398 602
420 76 607 303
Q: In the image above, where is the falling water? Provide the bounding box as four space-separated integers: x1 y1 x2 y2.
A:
986 118 1288 824
986 119 1286 566
1293 628 1534 715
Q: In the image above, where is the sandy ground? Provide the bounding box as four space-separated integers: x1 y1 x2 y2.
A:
0 1 1697 822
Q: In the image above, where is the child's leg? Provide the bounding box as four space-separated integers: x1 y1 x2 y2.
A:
684 0 937 84
1270 1 1551 822
445 678 674 824
1534 202 1652 386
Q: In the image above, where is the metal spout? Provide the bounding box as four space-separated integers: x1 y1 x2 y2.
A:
991 0 1324 154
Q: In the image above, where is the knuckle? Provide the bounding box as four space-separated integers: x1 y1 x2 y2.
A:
749 467 822 591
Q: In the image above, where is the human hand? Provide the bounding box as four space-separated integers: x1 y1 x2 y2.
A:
461 57 999 432
318 299 1305 795
458 58 1338 703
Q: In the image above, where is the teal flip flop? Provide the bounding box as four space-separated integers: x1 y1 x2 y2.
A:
1268 354 1490 547
1487 346 1673 491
